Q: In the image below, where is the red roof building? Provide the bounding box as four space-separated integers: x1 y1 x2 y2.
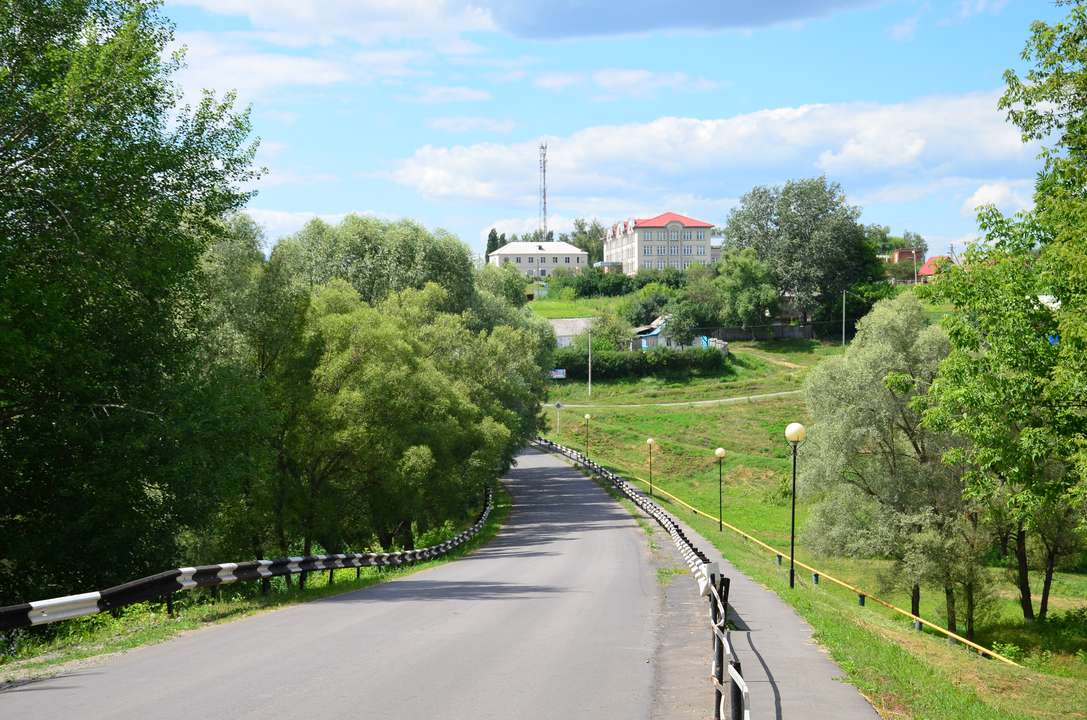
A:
917 255 950 282
604 211 716 275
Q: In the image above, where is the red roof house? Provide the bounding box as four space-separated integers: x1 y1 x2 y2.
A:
918 255 950 282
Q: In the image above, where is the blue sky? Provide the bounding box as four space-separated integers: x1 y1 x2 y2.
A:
164 0 1061 257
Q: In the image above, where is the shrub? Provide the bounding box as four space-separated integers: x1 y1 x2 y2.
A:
551 346 726 380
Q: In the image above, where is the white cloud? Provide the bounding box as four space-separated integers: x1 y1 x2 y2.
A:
889 15 919 41
590 69 718 98
392 91 1033 203
960 181 1033 216
352 49 431 79
535 73 584 90
174 32 350 100
535 68 718 98
428 116 516 133
957 0 1008 19
413 85 492 103
167 0 494 44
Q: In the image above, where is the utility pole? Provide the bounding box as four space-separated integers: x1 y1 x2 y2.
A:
842 289 846 347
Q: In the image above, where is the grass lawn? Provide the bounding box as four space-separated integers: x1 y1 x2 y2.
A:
0 484 512 682
543 338 1087 718
547 340 844 405
527 294 625 319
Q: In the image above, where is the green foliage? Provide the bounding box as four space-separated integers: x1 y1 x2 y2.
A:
572 310 632 352
723 177 883 319
716 248 778 330
551 346 726 380
477 263 528 307
558 218 606 264
0 0 258 604
620 282 674 325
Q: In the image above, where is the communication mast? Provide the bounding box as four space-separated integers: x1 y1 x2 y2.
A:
538 141 548 240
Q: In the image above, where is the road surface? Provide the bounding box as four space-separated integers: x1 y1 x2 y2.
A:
0 449 658 720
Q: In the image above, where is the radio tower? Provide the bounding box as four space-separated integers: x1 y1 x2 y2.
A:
538 141 548 240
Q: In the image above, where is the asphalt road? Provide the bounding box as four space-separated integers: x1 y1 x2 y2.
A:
0 449 659 720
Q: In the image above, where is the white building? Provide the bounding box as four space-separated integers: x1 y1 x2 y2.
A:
487 241 589 278
604 212 715 275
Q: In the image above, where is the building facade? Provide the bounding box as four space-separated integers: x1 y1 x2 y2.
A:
603 212 715 275
487 241 589 278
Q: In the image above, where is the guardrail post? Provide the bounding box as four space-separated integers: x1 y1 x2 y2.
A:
710 572 723 720
730 660 743 720
166 592 174 618
328 568 335 585
261 577 271 596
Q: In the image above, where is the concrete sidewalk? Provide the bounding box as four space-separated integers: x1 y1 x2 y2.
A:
655 493 879 720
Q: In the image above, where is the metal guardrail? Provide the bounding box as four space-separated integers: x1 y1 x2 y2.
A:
0 490 494 631
532 438 750 720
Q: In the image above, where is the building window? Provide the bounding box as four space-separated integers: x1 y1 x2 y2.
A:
684 230 692 240
670 230 678 241
657 260 665 270
540 268 547 277
576 256 581 263
565 256 570 264
643 245 652 256
515 257 521 263
553 257 558 264
697 245 706 255
528 256 534 263
697 230 705 240
670 245 678 255
683 245 693 255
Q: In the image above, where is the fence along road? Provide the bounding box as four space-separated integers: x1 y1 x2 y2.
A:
0 449 660 720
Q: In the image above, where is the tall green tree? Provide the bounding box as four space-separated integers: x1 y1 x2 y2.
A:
715 248 778 335
486 227 500 256
562 218 606 264
803 294 994 635
0 0 257 603
723 177 882 320
923 209 1084 621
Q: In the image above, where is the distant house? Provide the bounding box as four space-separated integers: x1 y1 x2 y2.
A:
548 317 594 348
891 248 923 265
488 241 588 278
917 255 951 283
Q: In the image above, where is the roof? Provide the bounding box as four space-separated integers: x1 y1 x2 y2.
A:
918 255 950 277
634 212 714 229
549 317 594 337
489 241 587 255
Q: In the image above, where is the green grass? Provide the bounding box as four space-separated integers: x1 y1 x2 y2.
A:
527 294 625 319
0 484 512 681
543 337 1087 718
546 341 843 406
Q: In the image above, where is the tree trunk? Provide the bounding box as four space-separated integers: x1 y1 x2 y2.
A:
944 585 957 635
911 583 921 618
1040 548 1056 621
1014 525 1035 621
965 581 976 640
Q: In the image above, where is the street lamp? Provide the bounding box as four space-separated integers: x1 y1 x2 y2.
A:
647 438 655 497
714 447 725 532
584 414 592 456
784 422 806 589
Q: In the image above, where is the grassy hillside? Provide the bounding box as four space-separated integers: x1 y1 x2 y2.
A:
544 340 1087 719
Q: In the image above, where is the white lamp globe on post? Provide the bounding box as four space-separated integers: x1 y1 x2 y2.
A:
784 422 806 588
714 447 726 532
646 438 655 497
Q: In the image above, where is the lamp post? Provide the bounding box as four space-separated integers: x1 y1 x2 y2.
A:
714 447 725 532
784 422 806 588
647 438 655 497
584 414 592 456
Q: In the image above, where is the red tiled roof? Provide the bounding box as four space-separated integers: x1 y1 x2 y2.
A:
634 211 713 228
918 255 949 277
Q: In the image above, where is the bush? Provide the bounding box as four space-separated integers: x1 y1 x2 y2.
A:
551 346 726 380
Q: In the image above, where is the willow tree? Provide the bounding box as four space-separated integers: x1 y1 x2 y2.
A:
803 294 990 636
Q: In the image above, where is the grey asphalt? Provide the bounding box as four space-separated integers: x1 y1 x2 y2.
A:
0 449 659 720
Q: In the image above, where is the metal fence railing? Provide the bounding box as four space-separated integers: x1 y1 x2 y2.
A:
532 438 750 720
0 490 494 631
